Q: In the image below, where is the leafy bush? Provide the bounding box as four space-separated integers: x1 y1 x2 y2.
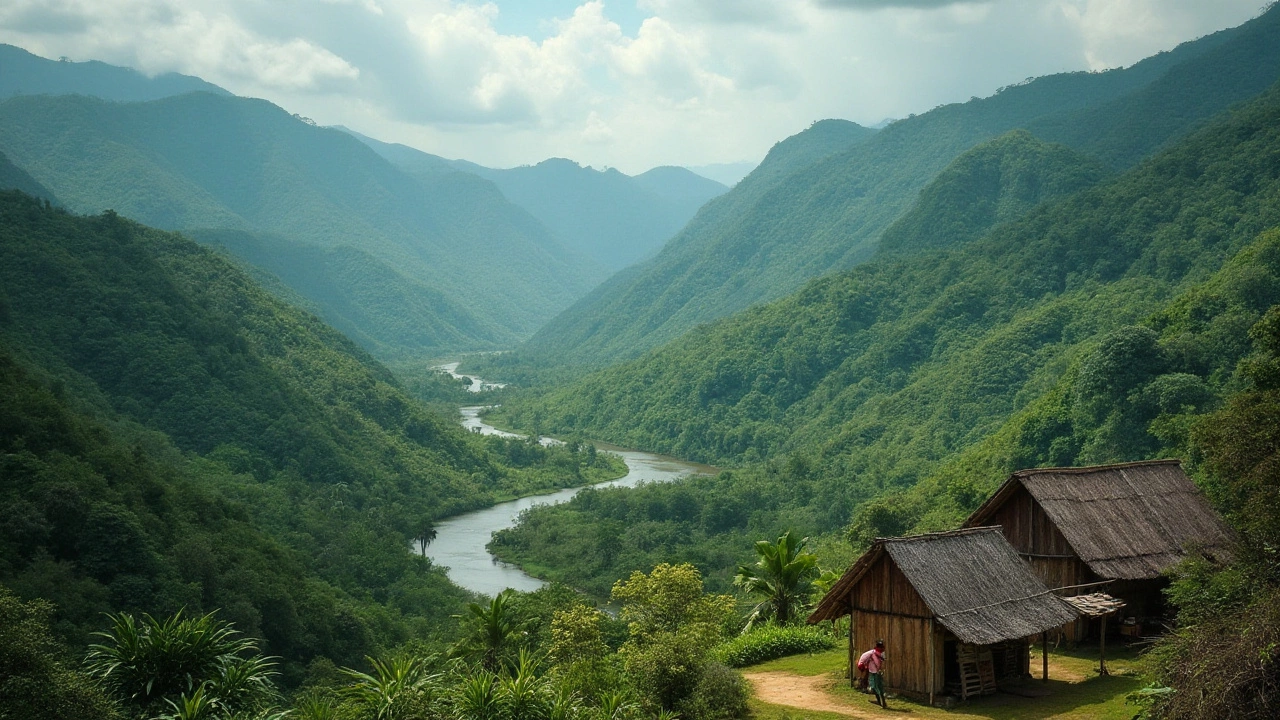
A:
712 625 835 668
676 661 749 720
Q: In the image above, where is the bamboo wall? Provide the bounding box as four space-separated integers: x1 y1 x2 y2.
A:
849 554 944 698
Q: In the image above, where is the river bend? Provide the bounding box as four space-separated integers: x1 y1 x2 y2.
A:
422 393 715 597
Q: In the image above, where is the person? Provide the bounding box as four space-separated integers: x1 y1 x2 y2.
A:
857 639 888 708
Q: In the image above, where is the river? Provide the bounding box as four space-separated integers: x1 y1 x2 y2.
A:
420 377 716 597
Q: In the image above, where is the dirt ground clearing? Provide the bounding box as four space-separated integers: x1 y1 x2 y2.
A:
744 671 911 718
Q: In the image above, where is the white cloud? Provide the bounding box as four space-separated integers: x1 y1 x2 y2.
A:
0 0 359 91
0 0 1266 172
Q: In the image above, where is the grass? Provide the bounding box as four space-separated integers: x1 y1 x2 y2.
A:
743 643 1148 719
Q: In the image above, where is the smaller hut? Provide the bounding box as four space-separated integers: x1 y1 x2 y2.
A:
809 527 1080 702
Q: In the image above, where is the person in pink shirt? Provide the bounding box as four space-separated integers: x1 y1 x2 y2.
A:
857 639 888 707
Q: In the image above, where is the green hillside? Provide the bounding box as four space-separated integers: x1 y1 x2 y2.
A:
0 91 603 356
510 5 1280 370
0 192 623 681
0 150 56 203
877 130 1108 255
190 228 505 357
486 81 1280 595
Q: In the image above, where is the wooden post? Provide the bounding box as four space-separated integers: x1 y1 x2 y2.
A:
1042 631 1049 682
1099 615 1109 676
928 617 936 706
848 599 855 688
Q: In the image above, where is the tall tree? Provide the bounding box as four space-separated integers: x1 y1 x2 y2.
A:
734 531 828 631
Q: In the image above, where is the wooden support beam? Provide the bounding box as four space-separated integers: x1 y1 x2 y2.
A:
1042 632 1049 682
1099 615 1109 676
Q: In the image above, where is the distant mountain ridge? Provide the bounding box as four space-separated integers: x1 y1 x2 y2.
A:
513 4 1280 369
0 91 603 357
344 128 729 272
0 43 229 102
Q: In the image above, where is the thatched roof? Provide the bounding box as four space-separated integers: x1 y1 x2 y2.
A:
808 528 1079 645
964 460 1234 580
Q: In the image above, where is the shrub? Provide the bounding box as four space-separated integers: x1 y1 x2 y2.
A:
712 625 835 668
676 662 748 720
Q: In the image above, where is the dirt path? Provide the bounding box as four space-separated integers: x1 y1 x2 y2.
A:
744 671 907 718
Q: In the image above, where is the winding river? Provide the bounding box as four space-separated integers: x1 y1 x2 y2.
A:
422 367 717 597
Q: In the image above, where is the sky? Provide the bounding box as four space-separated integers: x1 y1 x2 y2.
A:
0 0 1267 174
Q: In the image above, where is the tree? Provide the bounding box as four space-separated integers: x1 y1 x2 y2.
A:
611 563 735 711
733 531 828 631
415 523 438 557
0 588 121 720
450 590 526 673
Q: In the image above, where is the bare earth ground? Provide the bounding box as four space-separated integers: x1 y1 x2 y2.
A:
744 671 900 718
743 650 1141 720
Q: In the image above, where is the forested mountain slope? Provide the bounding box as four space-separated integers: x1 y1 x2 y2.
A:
0 150 56 203
0 193 621 680
877 130 1108 255
0 43 228 102
513 5 1280 369
498 81 1280 475
488 83 1280 596
350 129 729 272
0 92 602 356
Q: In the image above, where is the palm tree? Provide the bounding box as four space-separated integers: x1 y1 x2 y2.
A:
734 531 827 631
416 523 438 557
450 589 526 672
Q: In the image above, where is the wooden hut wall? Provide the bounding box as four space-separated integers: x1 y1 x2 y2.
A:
853 610 943 697
850 553 943 697
988 485 1096 640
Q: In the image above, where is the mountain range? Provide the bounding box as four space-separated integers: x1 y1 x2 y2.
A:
0 44 725 359
346 129 728 272
511 4 1280 369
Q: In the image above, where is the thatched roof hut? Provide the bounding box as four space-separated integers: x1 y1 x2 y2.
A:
964 460 1233 580
809 528 1079 700
962 460 1233 636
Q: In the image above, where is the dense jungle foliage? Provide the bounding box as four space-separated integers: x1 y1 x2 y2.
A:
488 82 1280 603
0 91 601 357
502 3 1280 371
0 191 624 685
2 564 756 720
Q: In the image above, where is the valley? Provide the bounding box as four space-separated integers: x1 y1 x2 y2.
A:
2 6 1279 720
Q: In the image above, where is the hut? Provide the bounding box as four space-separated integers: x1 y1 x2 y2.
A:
962 459 1234 638
808 527 1080 703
